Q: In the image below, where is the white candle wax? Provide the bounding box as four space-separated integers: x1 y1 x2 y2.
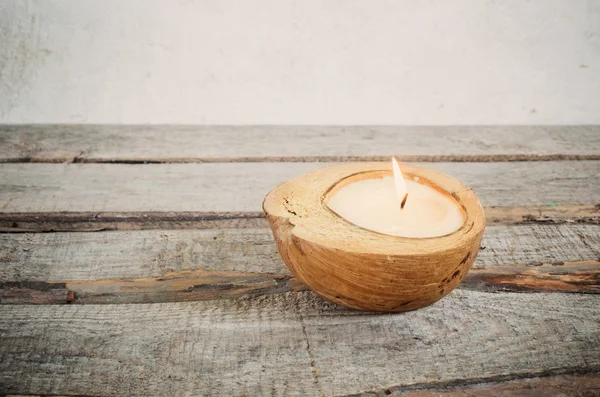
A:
326 176 465 238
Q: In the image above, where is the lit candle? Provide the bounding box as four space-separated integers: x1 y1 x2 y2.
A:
326 158 465 238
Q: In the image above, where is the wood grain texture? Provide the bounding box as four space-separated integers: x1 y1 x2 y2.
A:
2 125 599 396
0 283 74 305
347 373 600 397
464 260 600 293
1 125 599 163
2 225 598 281
3 260 598 305
1 161 599 213
0 290 599 396
484 204 600 226
1 205 597 232
0 270 304 305
1 225 599 304
0 211 268 232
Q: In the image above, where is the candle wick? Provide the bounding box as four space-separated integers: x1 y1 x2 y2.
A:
400 193 408 210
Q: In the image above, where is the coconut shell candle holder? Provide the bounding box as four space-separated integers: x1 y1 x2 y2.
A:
263 162 485 312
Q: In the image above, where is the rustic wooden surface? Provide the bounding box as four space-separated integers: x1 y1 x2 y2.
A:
0 125 599 396
2 204 597 232
4 374 600 397
1 291 599 396
1 224 599 304
1 161 599 212
352 374 600 396
2 125 599 162
1 224 599 281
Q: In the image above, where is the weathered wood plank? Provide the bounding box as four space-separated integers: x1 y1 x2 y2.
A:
0 211 268 232
1 161 599 213
2 224 598 281
0 283 74 305
348 373 600 397
484 204 600 225
464 260 600 294
1 125 599 163
4 260 598 305
1 205 597 232
0 271 303 305
1 225 599 303
0 290 599 396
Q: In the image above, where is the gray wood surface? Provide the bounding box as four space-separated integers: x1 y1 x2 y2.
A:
1 161 599 213
354 374 600 397
2 125 600 396
3 260 598 305
1 125 599 162
1 205 598 233
2 204 598 232
1 290 599 396
1 224 599 304
1 224 598 281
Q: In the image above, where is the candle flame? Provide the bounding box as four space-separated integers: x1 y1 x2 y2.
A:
392 157 409 209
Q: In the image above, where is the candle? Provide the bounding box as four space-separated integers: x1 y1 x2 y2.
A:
326 159 465 238
264 161 485 311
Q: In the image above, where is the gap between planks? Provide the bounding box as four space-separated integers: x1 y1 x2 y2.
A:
1 204 598 232
5 154 600 163
2 260 598 305
4 372 600 397
343 371 600 397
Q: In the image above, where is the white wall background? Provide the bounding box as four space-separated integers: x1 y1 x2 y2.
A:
1 0 599 124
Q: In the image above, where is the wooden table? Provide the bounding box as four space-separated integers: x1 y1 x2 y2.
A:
1 126 599 396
